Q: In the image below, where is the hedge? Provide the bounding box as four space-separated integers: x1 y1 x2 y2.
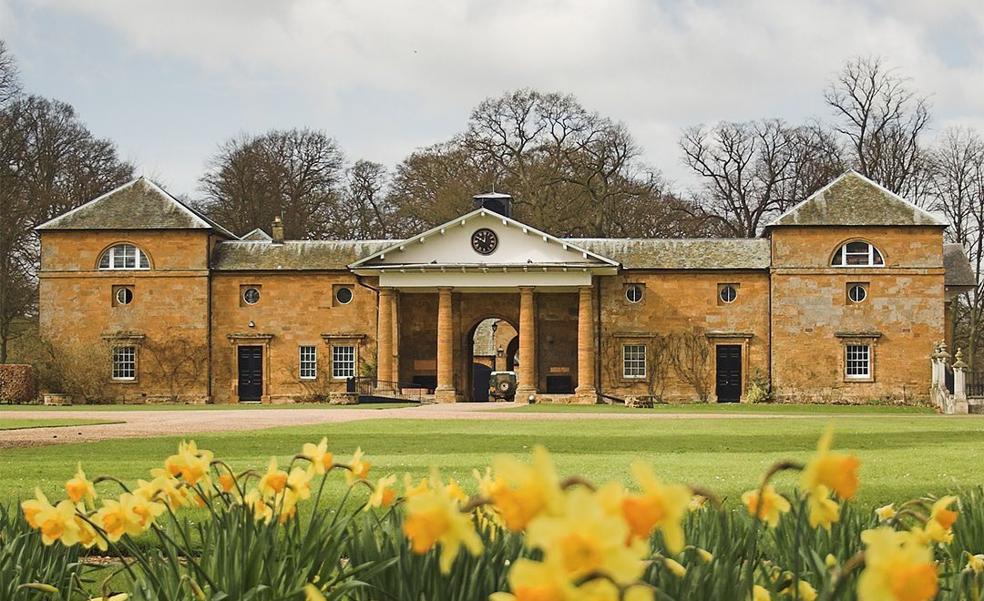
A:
0 364 36 404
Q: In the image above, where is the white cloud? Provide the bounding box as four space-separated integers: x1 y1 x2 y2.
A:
5 0 984 196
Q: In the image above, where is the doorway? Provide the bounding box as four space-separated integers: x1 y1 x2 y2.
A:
715 344 742 403
467 317 518 401
237 346 263 402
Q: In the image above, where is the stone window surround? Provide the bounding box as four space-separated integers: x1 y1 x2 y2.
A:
97 242 152 271
112 284 134 307
226 332 273 401
830 239 886 268
321 333 367 381
624 283 644 304
835 331 881 383
717 283 739 305
101 332 145 384
846 282 869 305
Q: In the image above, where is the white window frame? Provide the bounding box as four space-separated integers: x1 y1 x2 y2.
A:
845 344 871 380
331 345 356 379
112 346 137 381
299 346 317 380
832 242 884 267
625 284 644 304
99 244 150 270
622 344 647 379
847 283 868 304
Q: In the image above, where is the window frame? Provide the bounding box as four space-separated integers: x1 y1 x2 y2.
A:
622 343 647 379
111 346 137 381
299 345 318 380
331 344 356 379
334 286 354 305
98 244 151 271
847 283 868 304
844 344 872 381
242 286 261 305
831 241 885 268
718 283 738 304
624 284 644 304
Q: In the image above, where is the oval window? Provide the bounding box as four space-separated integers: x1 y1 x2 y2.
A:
720 284 738 304
115 287 133 305
625 284 643 303
848 284 868 303
335 286 353 305
243 287 260 305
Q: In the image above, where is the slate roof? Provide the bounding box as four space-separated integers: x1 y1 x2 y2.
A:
211 240 394 271
566 238 772 270
767 171 947 228
36 177 237 238
944 243 977 287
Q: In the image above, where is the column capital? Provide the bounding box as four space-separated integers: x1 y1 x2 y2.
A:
518 286 535 294
379 286 395 296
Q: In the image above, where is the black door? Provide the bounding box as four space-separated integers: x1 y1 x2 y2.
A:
471 363 492 402
715 345 742 403
238 346 263 401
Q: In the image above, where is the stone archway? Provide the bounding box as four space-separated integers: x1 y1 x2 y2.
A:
466 316 518 402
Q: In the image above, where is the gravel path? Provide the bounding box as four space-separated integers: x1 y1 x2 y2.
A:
0 402 779 449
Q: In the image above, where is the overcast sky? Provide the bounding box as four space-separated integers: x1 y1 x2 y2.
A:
1 0 982 200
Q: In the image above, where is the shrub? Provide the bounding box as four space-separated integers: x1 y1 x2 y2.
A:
0 364 36 404
745 368 772 403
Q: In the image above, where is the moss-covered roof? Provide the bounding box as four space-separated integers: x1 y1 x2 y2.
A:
565 238 771 270
241 228 272 242
767 171 947 228
211 240 394 271
37 177 236 238
944 243 976 287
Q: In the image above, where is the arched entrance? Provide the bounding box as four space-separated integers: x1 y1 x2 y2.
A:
467 316 519 401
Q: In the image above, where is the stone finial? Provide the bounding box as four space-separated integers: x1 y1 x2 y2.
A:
954 348 968 370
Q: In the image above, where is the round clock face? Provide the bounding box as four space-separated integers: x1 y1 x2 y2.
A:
471 228 498 255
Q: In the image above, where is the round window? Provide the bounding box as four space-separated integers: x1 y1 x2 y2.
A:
720 285 738 304
335 286 353 305
625 284 643 303
243 287 260 305
848 284 868 303
115 287 133 305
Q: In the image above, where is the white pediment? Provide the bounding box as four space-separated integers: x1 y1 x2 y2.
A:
350 209 618 269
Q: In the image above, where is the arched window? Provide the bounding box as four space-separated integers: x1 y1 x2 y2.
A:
98 244 150 270
831 241 884 267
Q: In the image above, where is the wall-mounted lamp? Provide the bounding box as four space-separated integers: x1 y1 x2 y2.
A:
248 320 255 328
496 345 504 357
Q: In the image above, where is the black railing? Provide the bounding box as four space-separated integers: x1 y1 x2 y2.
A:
349 376 429 402
968 372 984 397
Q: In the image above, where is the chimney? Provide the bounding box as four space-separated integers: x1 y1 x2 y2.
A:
473 192 512 218
271 216 284 244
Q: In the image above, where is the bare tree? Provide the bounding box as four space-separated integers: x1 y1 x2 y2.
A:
680 120 843 237
0 40 20 106
825 56 931 196
198 129 346 238
0 95 133 363
334 160 398 239
669 329 712 402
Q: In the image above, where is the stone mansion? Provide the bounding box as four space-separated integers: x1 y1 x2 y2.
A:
36 171 976 405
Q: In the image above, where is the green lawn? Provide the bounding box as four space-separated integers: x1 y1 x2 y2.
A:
2 413 983 509
505 402 935 415
0 418 122 431
0 402 418 411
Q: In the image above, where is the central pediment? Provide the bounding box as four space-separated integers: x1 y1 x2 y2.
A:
350 209 618 288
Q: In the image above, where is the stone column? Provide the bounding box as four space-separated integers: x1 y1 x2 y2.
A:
516 287 537 401
435 287 457 403
376 288 395 393
574 285 597 403
953 348 969 414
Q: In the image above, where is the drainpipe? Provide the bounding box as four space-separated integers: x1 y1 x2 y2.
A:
206 235 213 404
595 274 604 402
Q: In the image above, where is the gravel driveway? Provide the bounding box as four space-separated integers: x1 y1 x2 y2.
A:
0 402 777 448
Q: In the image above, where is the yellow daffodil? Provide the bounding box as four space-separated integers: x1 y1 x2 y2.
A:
664 557 687 578
966 553 984 573
402 479 483 573
404 474 431 499
304 584 327 601
65 463 97 505
367 475 398 510
800 429 860 500
136 472 192 509
259 458 289 497
526 487 647 585
751 585 771 601
620 462 690 553
163 440 213 486
858 527 937 601
781 580 817 601
76 514 108 551
825 554 838 569
243 490 274 524
21 488 53 529
697 548 714 563
345 448 371 485
875 504 897 522
87 594 129 601
490 558 574 601
34 498 81 546
287 466 313 500
805 486 840 531
923 496 958 543
302 437 334 475
575 579 654 601
218 473 237 493
488 445 564 532
741 485 791 528
93 493 161 542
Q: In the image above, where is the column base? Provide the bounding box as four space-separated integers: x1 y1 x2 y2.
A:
375 383 396 395
515 387 537 404
573 388 598 405
434 388 458 403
